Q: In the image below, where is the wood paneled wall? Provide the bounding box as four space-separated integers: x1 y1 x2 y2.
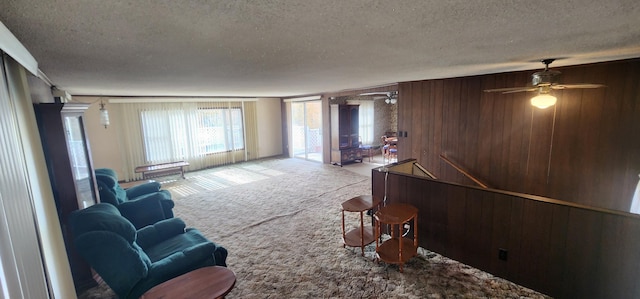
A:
372 166 640 298
397 58 640 212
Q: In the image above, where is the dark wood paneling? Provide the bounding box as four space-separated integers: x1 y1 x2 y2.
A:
505 195 524 282
399 58 640 213
562 209 603 298
462 188 484 267
427 182 447 253
597 214 640 298
488 195 511 277
545 204 569 296
408 82 421 159
372 167 640 298
517 200 554 292
444 184 467 260
431 80 445 175
620 63 640 211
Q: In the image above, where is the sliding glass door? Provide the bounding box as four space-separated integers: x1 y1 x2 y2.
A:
291 101 322 162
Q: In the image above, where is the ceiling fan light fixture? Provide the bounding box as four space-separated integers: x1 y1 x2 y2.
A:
530 93 557 109
383 97 397 104
360 91 397 104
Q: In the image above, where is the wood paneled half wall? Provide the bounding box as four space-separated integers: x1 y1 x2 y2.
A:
372 160 640 298
396 58 640 213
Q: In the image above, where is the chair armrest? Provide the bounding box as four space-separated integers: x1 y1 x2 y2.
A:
184 228 228 267
126 181 162 198
147 242 217 276
136 218 187 250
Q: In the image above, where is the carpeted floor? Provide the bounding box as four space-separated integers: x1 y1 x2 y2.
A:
79 157 551 298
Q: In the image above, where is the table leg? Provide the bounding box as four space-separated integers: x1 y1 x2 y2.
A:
341 210 346 248
359 211 365 256
398 223 403 273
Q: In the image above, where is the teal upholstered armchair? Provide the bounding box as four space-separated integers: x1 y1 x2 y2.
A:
94 168 175 228
70 203 228 299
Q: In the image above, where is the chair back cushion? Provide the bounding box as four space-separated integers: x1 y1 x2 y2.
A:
95 173 128 205
69 203 135 240
95 167 118 178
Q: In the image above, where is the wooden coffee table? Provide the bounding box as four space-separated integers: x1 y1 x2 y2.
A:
141 266 236 299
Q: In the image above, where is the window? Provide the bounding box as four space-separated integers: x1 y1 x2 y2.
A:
140 106 244 163
140 110 187 161
359 100 375 145
197 108 244 154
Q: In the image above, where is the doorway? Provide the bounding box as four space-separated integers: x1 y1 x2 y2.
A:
291 101 322 162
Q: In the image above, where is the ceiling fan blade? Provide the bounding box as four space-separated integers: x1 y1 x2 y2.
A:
550 83 606 90
484 86 537 93
501 88 538 94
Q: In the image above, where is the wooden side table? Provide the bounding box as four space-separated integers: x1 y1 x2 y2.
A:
341 195 382 256
374 203 418 272
141 266 236 299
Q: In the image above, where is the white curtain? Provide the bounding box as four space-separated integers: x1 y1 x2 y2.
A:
630 174 640 214
359 100 375 145
116 101 258 180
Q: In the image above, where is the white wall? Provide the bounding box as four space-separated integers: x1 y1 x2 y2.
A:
256 98 283 158
73 97 123 177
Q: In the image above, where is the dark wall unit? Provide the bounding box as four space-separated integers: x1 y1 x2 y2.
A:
396 58 640 213
33 102 99 292
330 104 361 165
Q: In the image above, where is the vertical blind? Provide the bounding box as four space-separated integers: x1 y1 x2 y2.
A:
116 100 258 181
0 54 50 298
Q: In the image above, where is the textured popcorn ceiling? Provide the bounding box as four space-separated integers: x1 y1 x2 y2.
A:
1 0 639 97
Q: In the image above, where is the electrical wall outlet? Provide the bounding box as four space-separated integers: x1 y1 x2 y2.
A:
498 248 508 261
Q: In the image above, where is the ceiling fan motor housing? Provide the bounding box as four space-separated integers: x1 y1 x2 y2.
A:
531 69 561 86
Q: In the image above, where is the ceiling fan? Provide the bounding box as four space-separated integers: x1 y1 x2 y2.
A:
359 91 398 104
484 59 605 108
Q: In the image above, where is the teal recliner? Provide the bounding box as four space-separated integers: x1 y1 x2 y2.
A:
94 168 175 228
70 203 228 299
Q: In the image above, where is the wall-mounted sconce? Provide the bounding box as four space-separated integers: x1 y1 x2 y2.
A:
99 100 110 129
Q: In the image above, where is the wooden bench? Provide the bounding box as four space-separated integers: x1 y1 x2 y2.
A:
135 161 189 179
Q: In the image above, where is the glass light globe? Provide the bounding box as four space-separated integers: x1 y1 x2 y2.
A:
99 106 110 128
530 94 557 109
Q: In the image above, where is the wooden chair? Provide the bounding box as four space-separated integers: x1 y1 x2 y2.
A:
381 135 389 157
388 145 398 162
359 136 374 162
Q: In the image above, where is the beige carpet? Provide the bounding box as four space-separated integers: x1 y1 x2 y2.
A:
79 157 551 298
